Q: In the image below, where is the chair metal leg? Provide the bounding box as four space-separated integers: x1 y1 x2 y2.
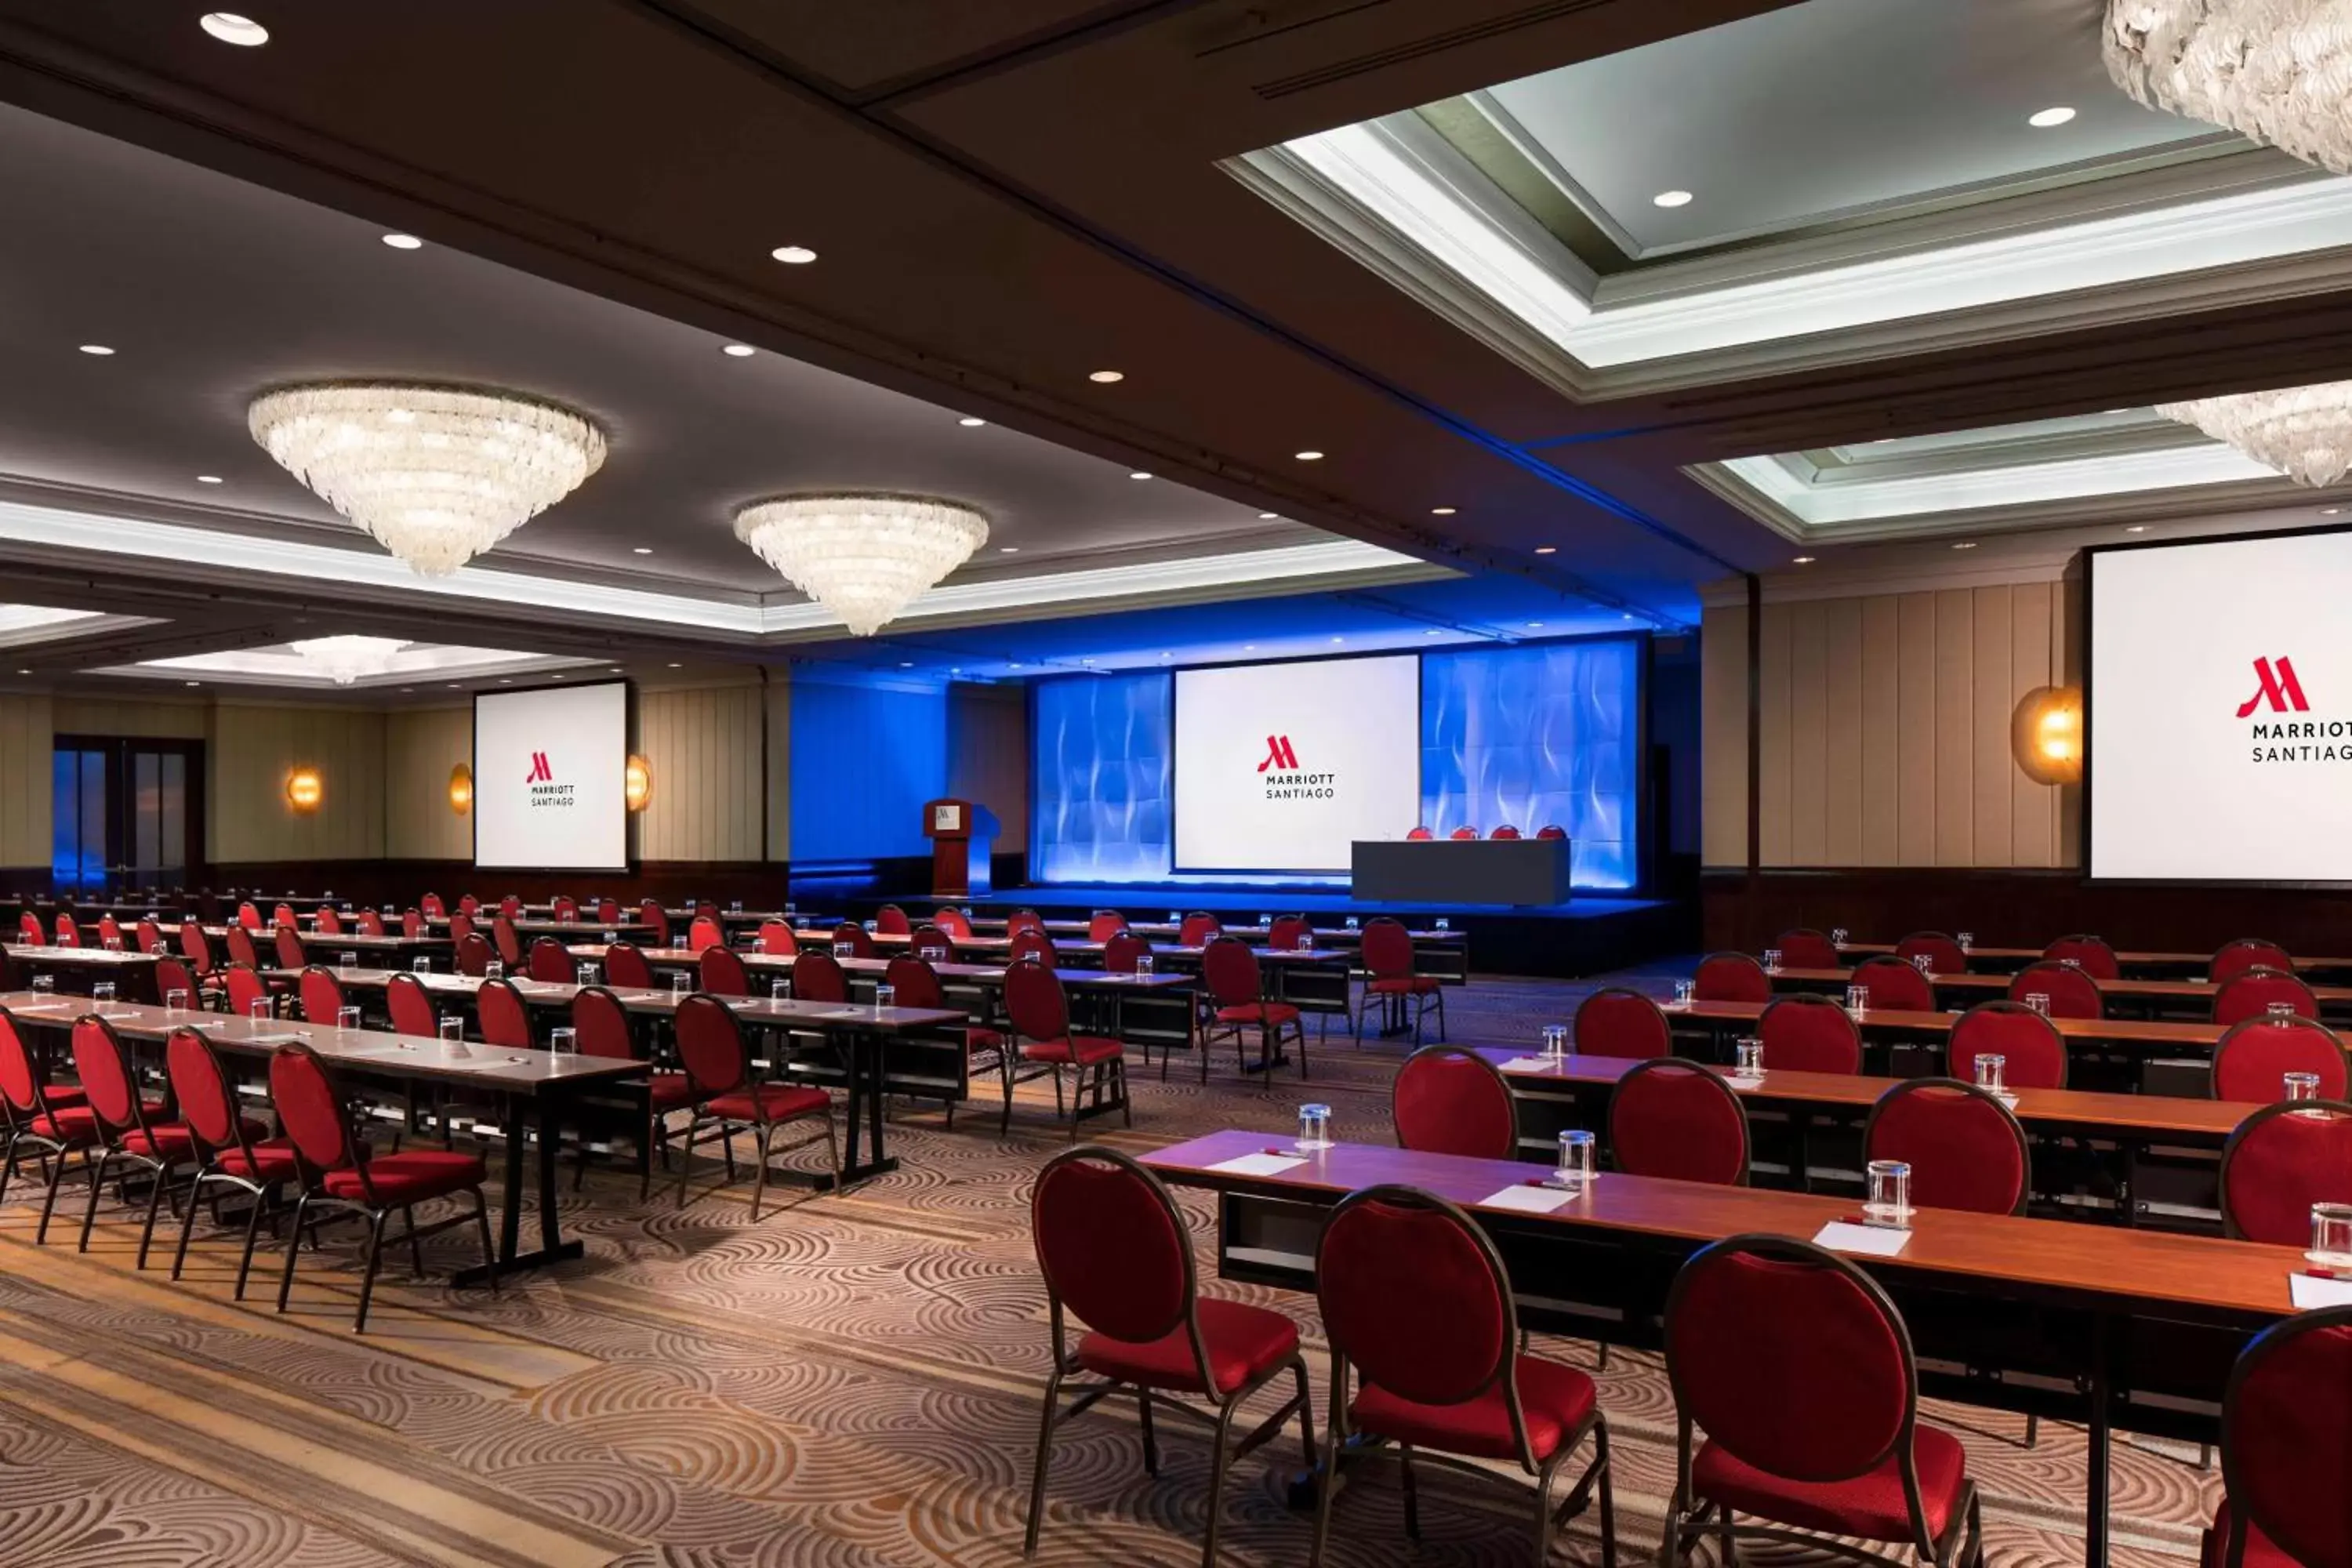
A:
76 1150 111 1254
1199 1392 1242 1568
169 1169 208 1280
1400 1442 1420 1541
1138 1388 1158 1476
2025 1414 2040 1447
1717 1501 1735 1567
352 1209 388 1333
1119 1060 1131 1128
233 1186 270 1299
675 1111 699 1209
134 1160 170 1269
408 1207 426 1277
275 1192 310 1312
750 1123 772 1221
1290 1359 1317 1469
1308 1381 1345 1568
1022 1368 1064 1556
34 1145 77 1245
471 1188 499 1294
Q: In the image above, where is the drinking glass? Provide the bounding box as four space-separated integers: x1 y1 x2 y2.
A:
249 996 271 1021
670 972 690 999
577 963 597 987
1555 1129 1595 1190
1957 931 1975 952
1734 1036 1764 1077
93 982 115 1004
785 902 798 918
1297 1102 1332 1151
412 956 430 973
165 989 189 1013
484 960 504 981
1345 916 1360 930
1912 953 1934 977
1167 910 1181 924
2285 1070 2321 1104
2024 991 2050 1016
30 975 53 993
1762 948 1783 973
2310 1202 2352 1269
730 900 743 913
2268 1001 2299 1023
874 982 897 1014
1134 954 1155 977
1846 984 1869 1015
339 952 357 971
336 1006 361 1031
438 1016 463 1043
862 920 877 934
550 1026 577 1054
1671 978 1696 1009
1258 913 1272 927
1864 1160 1913 1228
103 935 122 952
1831 927 1849 946
600 929 615 944
1295 929 1313 952
922 945 947 964
1974 1053 2007 1096
1435 917 1450 931
1541 1023 1568 1061
772 978 792 1004
830 942 846 959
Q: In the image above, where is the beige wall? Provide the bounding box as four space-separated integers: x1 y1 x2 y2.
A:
1703 577 2080 870
633 681 769 862
0 692 53 868
209 702 388 863
386 706 472 860
52 695 208 740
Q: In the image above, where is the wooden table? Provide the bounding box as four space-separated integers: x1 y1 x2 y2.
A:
1770 965 2352 1020
4 943 165 996
161 923 455 967
1836 942 2352 981
957 916 1472 982
1143 1129 2310 1568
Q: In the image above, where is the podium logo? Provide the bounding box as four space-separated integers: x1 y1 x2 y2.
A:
1255 735 1300 773
2236 657 2310 719
524 751 554 783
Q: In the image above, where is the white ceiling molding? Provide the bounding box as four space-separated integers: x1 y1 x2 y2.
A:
0 604 158 648
98 642 602 689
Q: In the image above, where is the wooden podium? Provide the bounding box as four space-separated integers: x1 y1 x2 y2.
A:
922 798 999 898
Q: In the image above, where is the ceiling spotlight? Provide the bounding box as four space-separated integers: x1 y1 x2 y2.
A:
2325 507 2343 516
1431 506 1457 516
1951 541 1979 550
1128 471 1152 481
382 233 423 250
1258 511 1278 520
900 662 915 669
1526 621 1544 629
1653 189 1694 208
1087 369 1124 383
721 343 756 358
13 669 26 676
197 475 223 485
1330 636 1344 644
78 344 114 356
666 662 681 669
1080 658 1095 665
2028 106 2078 129
632 546 652 555
1295 450 1325 461
199 12 267 45
2124 524 2150 533
184 681 200 688
1534 546 1557 555
999 545 1019 554
1792 555 1816 564
958 416 986 427
770 245 818 264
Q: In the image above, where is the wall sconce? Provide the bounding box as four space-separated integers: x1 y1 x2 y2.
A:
2010 684 2083 786
625 753 652 812
448 763 474 815
285 766 325 814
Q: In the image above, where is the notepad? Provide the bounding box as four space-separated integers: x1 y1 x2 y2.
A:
2290 1271 2352 1310
9 1002 69 1015
238 1033 305 1047
1497 1056 1558 1073
1813 1220 1911 1257
1207 1151 1307 1178
1482 1182 1580 1214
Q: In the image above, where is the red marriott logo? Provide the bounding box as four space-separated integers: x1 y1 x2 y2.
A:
524 751 554 783
2236 657 2310 719
1256 735 1299 772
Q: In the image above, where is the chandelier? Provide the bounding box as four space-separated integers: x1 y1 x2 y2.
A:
289 635 408 685
248 383 606 575
2105 1 2352 175
2157 380 2352 486
733 494 989 637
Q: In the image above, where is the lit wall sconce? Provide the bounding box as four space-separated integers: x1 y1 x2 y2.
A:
448 763 474 815
625 753 652 812
285 766 325 814
2010 684 2083 786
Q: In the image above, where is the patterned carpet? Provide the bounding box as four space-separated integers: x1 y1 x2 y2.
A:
0 967 2223 1568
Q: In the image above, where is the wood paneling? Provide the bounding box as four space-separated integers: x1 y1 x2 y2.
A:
385 706 472 861
209 702 387 863
947 682 1028 854
52 696 206 739
1699 601 1748 869
634 684 765 863
0 693 53 868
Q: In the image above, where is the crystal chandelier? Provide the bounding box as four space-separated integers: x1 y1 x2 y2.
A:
2105 1 2352 175
248 383 606 575
288 635 408 685
2157 380 2352 487
733 494 989 637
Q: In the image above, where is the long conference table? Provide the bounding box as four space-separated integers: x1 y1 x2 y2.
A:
1142 1129 2333 1568
1772 964 2352 1019
1838 940 2352 982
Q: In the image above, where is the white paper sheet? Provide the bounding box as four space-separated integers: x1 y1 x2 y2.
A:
2289 1271 2352 1310
1496 1056 1559 1073
1813 1220 1911 1257
1481 1182 1580 1214
1207 1152 1308 1178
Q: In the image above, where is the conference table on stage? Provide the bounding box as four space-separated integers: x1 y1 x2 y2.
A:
1142 1128 2323 1568
1837 939 2352 982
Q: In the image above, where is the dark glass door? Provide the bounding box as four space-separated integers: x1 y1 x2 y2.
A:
51 737 202 895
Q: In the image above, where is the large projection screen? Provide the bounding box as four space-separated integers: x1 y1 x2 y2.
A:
473 681 630 872
1173 654 1421 873
2090 529 2352 881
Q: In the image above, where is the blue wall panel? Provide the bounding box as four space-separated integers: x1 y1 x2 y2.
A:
789 677 947 861
1031 671 1173 882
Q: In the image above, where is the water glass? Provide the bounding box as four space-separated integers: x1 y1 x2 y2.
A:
2284 1070 2321 1104
2268 1001 2299 1023
1762 948 1783 973
412 956 430 973
1974 1053 2007 1096
249 996 272 1021
1345 916 1359 930
336 1006 361 1031
1258 913 1272 927
339 952 358 971
670 972 690 999
862 919 877 933
1846 984 1869 1016
577 963 597 987
1297 1102 1333 1151
730 900 743 913
772 978 792 1004
1734 1036 1764 1077
600 929 615 944
874 982 897 1014
485 960 505 981
2310 1202 2352 1269
1864 1160 1913 1229
2024 991 2050 1017
30 975 53 993
1435 917 1450 931
1555 1129 1595 1190
1541 1023 1568 1060
1912 953 1934 977
785 902 798 918
1831 927 1849 946
550 1026 576 1055
165 988 189 1013
1167 911 1181 924
93 982 115 1004
1134 954 1155 977
1295 929 1313 952
103 935 122 952
1957 931 1975 952
1671 978 1696 1009
830 941 846 959
438 1016 463 1043
922 945 948 964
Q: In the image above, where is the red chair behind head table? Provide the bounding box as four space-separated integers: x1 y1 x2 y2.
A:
1308 1185 1613 1568
386 971 436 1037
669 992 837 1217
1003 958 1128 1137
1573 986 1672 1061
2043 933 2120 978
1693 952 1772 1004
1662 1235 1980 1568
2212 938 2295 985
1449 826 1479 840
1536 824 1567 840
699 945 751 999
1947 1000 2069 1089
2201 1301 2352 1568
269 1041 496 1331
1896 931 1968 975
2212 1014 2349 1102
71 1015 208 1267
931 907 973 940
528 936 572 985
572 984 689 1199
1202 935 1307 1081
1489 825 1521 840
476 977 533 1049
1852 953 1936 1014
1087 910 1128 942
831 922 876 960
164 1025 299 1296
1392 1046 1515 1160
1759 993 1862 1075
1773 927 1842 970
1178 911 1221 948
602 941 654 991
0 1007 96 1243
1610 1059 1750 1185
2007 960 2102 1022
1024 1146 1315 1568
1406 826 1435 840
687 916 724 954
1356 916 1444 1049
2219 1099 2352 1245
2215 967 2319 1028
754 920 797 956
454 931 492 978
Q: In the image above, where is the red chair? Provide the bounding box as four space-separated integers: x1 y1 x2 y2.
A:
1008 927 1058 967
755 920 797 956
1405 826 1434 840
637 899 672 947
274 925 308 973
596 898 621 926
699 946 752 998
1449 826 1478 840
299 966 347 1025
1758 993 1862 1075
2212 939 2294 985
355 909 385 937
270 1041 495 1331
1772 928 1842 969
2043 934 2120 978
548 895 578 923
1489 825 1521 840
136 917 166 954
419 892 445 918
237 901 263 929
528 936 572 984
448 910 475 944
1178 912 1221 948
401 909 425 939
1102 931 1150 975
274 903 297 930
1573 986 1671 1060
1536 824 1567 840
1003 959 1128 1137
1865 1079 2031 1218
909 924 956 964
16 910 44 945
490 916 524 970
386 972 436 1036
223 922 263 972
499 895 522 919
2215 967 2319 1028
931 907 973 939
1610 1059 1748 1185
572 984 690 1199
688 916 724 953
154 957 198 1010
1024 1147 1313 1568
165 1026 298 1298
51 913 78 948
670 992 837 1215
1309 1185 1613 1566
2200 1301 2352 1568
1693 952 1771 1004
883 956 1000 1127
1948 1000 2069 1088
1897 931 1968 974
177 920 220 993
603 942 655 990
2007 960 2102 1021
1007 909 1046 936
223 963 276 1022
455 931 492 977
96 913 123 947
1662 1235 1980 1568
2219 1099 2352 1244
830 921 876 959
1852 953 1936 1014
874 904 910 936
1087 910 1127 942
71 1014 210 1267
0 1006 96 1243
456 894 480 916
1267 914 1313 951
1355 916 1443 1047
793 949 847 1004
1391 1046 1515 1160
1201 935 1306 1080
2212 1015 2350 1102
316 906 344 936
477 978 532 1049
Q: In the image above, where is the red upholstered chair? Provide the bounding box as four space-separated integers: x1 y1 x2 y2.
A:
237 901 264 929
1003 958 1128 1137
755 920 797 956
909 924 956 964
1087 911 1128 942
273 903 298 930
154 958 198 1011
1356 916 1444 1047
1267 914 1313 952
1864 1080 2031 1218
299 965 347 1025
1610 1059 1749 1185
16 910 43 945
1308 1185 1614 1567
1008 927 1058 967
1896 931 1968 974
1024 1146 1313 1568
670 992 837 1216
476 978 532 1049
176 920 221 991
1573 986 1671 1060
874 904 910 937
1449 826 1479 840
1773 928 1842 969
0 1007 96 1243
527 937 572 984
456 894 480 916
355 909 385 937
419 893 445 919
71 1014 201 1267
1536 824 1567 840
454 931 492 977
2043 934 2120 978
401 908 425 939
544 895 575 923
2212 939 2295 985
884 956 1002 1125
1202 935 1306 1080
830 921 876 959
96 913 123 947
224 963 276 1022
315 906 344 936
2212 1015 2350 1102
572 984 689 1199
1693 952 1772 1004
603 942 654 990
1661 1236 1980 1568
448 911 475 944
2219 1100 2352 1245
274 925 308 973
1007 909 1046 936
165 1026 298 1297
490 916 524 970
51 913 78 947
792 949 847 1004
2215 967 2319 1028
135 917 166 954
1102 931 1150 975
1758 993 1862 1075
931 907 973 939
269 1041 495 1331
1489 825 1521 840
499 895 522 919
2201 1302 2352 1568
595 898 621 926
1392 1046 1516 1160
1406 826 1435 840
223 922 263 972
2008 960 2102 1022
1178 912 1221 948
1852 953 1936 1014
699 946 751 998
386 972 436 1037
1948 1000 2069 1089
637 899 672 947
688 916 724 953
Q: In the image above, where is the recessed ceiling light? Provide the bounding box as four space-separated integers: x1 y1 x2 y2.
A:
199 12 267 45
632 547 652 555
446 683 460 688
1526 621 1544 629
382 233 423 250
1534 546 1557 555
1653 189 1694 208
78 344 114 356
1128 471 1152 481
2028 106 2078 129
1087 369 1124 383
2124 524 2150 533
899 661 914 669
1258 512 1278 520
1080 657 1095 665
1295 450 1324 461
958 416 986 427
1951 541 1978 550
13 670 27 676
2324 507 2343 516
1425 630 1441 637
400 688 413 694
498 678 511 684
1008 662 1023 669
196 475 223 485
666 662 681 668
184 681 200 688
1330 636 1344 644
999 545 1019 554
720 343 755 358
770 245 818 264
1792 555 1816 564
1431 506 1456 516
551 674 565 681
